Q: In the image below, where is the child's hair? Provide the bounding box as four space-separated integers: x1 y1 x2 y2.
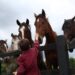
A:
18 39 30 51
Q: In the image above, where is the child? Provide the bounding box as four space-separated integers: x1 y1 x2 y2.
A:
16 33 41 75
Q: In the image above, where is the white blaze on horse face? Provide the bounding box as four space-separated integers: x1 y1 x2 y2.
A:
37 18 40 22
20 26 25 39
4 43 8 51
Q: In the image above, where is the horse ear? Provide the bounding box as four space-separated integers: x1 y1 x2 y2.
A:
11 33 13 37
72 16 75 22
34 13 37 18
64 19 66 22
42 9 46 17
16 19 21 26
5 39 7 42
26 19 29 25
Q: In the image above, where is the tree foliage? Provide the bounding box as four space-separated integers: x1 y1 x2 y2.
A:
69 57 75 68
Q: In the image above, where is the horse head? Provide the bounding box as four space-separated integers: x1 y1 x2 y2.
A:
34 9 56 44
16 19 33 47
11 33 20 50
0 40 8 53
62 16 75 42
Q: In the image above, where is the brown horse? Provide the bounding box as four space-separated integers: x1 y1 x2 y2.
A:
16 19 33 47
0 40 8 53
62 16 75 52
34 9 58 70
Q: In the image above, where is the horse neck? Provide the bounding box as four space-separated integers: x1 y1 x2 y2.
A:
24 31 33 47
45 25 56 44
27 36 33 46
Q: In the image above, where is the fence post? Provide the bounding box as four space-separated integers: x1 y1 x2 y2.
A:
56 35 70 75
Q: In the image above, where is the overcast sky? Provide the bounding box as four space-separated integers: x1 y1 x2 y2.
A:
0 0 75 58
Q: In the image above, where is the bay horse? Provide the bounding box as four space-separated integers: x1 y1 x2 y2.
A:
34 9 58 70
62 16 75 52
16 19 33 47
12 19 34 75
0 40 8 53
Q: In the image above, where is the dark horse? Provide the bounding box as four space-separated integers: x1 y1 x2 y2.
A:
62 16 75 42
0 40 8 53
34 9 58 70
16 19 33 47
62 16 75 52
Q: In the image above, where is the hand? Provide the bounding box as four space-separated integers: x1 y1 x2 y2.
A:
35 33 39 40
13 71 17 75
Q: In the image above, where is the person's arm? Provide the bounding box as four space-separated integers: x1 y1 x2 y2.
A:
16 56 26 75
33 33 40 52
17 64 25 75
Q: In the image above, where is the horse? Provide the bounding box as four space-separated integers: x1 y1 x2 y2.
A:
0 40 8 53
16 19 47 70
16 19 33 47
11 33 20 51
62 16 75 42
12 19 34 75
34 9 58 70
62 16 75 52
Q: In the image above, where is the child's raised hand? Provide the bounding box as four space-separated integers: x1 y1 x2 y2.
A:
35 33 39 40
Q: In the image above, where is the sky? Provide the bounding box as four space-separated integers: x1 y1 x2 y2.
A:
0 0 75 58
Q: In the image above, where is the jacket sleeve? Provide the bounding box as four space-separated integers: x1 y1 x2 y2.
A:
16 56 25 75
17 64 25 75
33 40 40 54
17 56 26 75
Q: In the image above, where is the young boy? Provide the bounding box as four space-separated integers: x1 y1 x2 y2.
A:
16 33 41 75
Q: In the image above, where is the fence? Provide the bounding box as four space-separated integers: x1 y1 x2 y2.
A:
0 35 75 75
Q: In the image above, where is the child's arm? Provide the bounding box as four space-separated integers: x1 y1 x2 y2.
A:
17 65 25 75
33 33 40 53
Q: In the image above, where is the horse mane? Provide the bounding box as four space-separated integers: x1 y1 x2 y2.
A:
25 26 33 45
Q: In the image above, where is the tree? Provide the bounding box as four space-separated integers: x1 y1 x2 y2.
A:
69 57 75 68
